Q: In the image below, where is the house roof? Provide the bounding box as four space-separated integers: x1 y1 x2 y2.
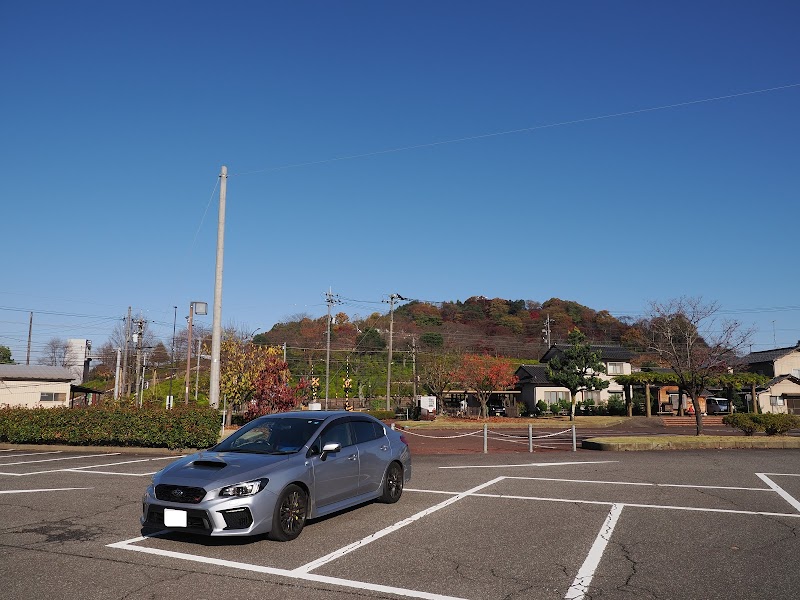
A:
515 364 555 385
740 343 800 365
763 374 800 389
0 365 75 381
540 344 634 363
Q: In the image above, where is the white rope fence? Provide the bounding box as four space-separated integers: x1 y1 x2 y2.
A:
393 424 578 453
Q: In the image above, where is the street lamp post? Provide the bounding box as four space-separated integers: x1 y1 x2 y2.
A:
185 301 207 404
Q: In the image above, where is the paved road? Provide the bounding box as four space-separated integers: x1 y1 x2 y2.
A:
1 447 799 599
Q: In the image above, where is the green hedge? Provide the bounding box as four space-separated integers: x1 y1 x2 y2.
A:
723 413 800 436
0 406 220 450
367 409 397 421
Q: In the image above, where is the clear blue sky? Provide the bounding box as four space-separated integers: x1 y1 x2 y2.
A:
2 1 798 362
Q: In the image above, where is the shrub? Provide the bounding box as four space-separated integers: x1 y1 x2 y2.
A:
0 405 220 449
755 413 800 436
536 400 548 415
516 401 528 418
606 396 626 416
549 402 560 414
723 413 762 436
367 409 396 421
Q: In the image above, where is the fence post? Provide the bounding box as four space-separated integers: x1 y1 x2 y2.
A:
528 423 533 453
484 424 488 454
572 424 577 452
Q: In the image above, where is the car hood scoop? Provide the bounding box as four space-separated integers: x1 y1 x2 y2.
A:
191 459 228 469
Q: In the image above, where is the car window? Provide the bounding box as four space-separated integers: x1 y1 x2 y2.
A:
319 422 354 449
216 417 323 453
229 424 273 450
352 420 383 444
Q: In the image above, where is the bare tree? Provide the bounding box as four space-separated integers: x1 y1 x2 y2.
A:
38 338 68 367
635 297 753 435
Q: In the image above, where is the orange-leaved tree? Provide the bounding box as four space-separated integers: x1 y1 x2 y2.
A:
244 352 307 420
455 354 518 418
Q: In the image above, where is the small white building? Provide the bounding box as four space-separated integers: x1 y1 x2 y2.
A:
0 365 80 408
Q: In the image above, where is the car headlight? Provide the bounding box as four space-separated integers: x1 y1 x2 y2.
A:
219 478 269 497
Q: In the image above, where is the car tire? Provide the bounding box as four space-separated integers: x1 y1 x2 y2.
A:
378 462 403 504
268 484 307 541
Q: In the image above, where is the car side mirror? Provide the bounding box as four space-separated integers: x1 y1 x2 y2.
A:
320 442 341 461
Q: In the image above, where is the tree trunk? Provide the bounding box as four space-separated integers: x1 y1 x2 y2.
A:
693 397 703 435
751 382 759 414
645 384 652 418
625 385 633 417
569 392 575 421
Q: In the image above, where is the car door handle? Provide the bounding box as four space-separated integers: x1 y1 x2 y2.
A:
348 454 358 461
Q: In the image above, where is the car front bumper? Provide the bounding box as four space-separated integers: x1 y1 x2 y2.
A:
141 486 277 536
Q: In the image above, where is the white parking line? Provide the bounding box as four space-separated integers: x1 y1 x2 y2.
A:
504 476 773 492
293 477 506 574
0 455 178 476
108 536 469 600
0 453 120 466
565 503 623 600
466 491 800 518
756 473 800 513
0 487 93 494
440 460 618 469
69 470 156 476
0 451 62 458
66 456 181 471
108 468 800 600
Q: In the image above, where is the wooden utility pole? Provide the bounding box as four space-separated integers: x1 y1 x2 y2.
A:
385 294 396 410
384 293 406 410
412 336 417 403
26 312 33 365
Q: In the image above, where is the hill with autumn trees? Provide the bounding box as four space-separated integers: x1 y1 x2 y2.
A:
256 296 634 361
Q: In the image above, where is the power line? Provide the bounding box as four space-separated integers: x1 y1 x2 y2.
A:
230 83 800 177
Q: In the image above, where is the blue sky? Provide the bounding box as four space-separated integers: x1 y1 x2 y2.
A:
2 0 798 362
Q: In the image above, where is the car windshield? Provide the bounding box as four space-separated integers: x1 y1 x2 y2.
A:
214 417 324 454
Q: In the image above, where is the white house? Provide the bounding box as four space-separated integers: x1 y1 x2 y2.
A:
0 365 103 408
516 344 634 412
741 342 800 414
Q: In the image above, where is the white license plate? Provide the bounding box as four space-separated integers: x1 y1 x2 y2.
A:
163 508 187 527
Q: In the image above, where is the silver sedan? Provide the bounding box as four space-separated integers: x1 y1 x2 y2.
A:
141 411 411 541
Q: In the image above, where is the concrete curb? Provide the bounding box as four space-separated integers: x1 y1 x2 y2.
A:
0 443 196 455
582 437 800 451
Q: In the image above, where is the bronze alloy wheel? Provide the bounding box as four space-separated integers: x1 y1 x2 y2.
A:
269 484 307 541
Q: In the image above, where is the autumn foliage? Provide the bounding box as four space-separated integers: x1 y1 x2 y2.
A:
219 339 306 422
455 354 518 418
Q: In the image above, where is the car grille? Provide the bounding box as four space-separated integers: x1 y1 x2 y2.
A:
155 484 207 504
145 507 211 532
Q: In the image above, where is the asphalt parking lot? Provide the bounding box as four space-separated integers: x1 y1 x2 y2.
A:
1 446 799 600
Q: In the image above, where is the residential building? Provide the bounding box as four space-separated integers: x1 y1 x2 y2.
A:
740 342 800 414
516 344 634 414
0 365 102 408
